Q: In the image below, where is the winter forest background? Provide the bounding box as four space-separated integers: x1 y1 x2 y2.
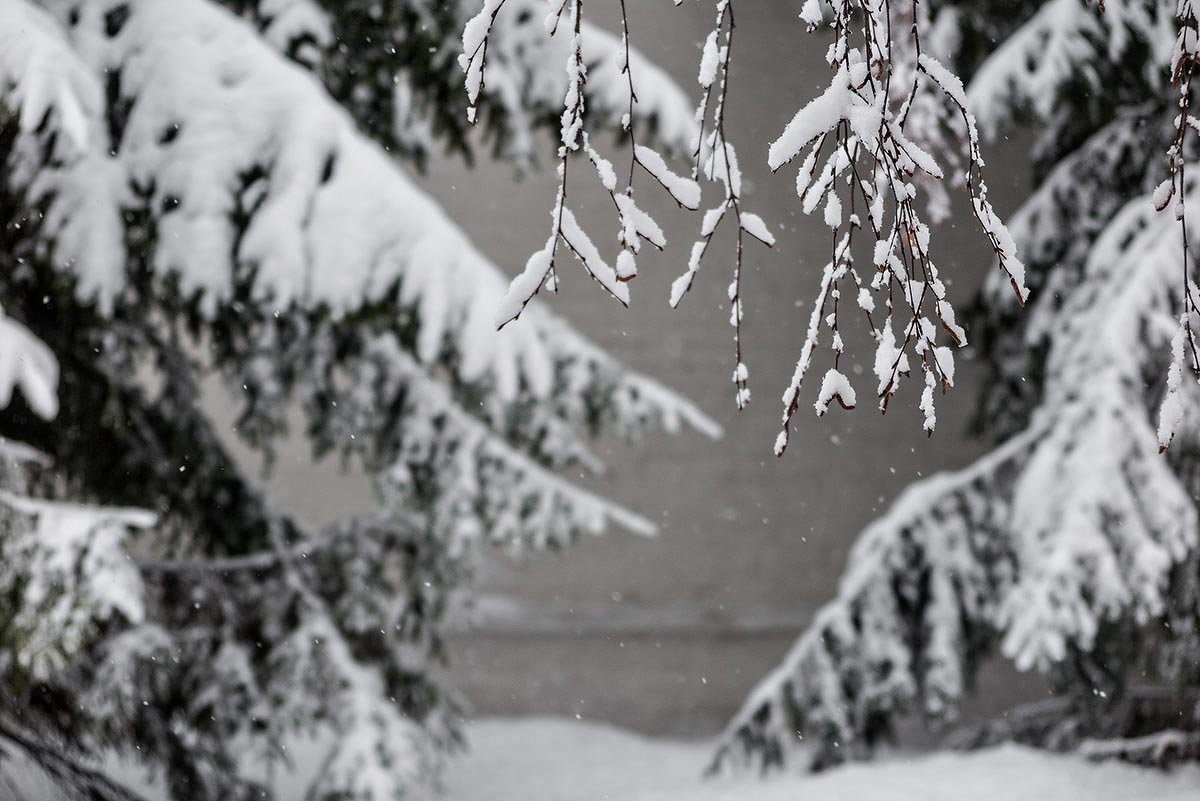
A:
2 0 1200 800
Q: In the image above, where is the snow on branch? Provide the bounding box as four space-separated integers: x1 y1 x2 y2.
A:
213 0 694 167
0 713 148 801
482 0 716 333
25 0 716 478
460 0 697 160
284 614 433 799
256 531 436 801
965 0 1168 140
716 352 1196 769
956 0 1200 501
712 428 1039 773
772 0 1026 454
462 0 1024 435
715 76 1200 766
0 308 59 420
466 0 774 410
3 1 715 796
0 0 101 155
715 0 1200 775
983 112 1152 314
0 493 155 680
317 333 664 546
670 0 776 412
1155 0 1200 452
93 519 448 799
1080 729 1200 767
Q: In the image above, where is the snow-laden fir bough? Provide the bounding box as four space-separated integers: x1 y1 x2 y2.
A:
714 0 1200 774
0 0 716 798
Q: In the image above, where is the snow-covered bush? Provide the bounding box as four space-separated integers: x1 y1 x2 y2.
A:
0 0 714 798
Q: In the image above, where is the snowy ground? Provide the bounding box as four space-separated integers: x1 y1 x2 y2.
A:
444 718 1200 801
7 716 1198 800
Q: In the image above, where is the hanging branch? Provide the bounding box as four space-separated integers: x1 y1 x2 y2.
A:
462 0 703 329
1157 0 1200 451
459 0 1024 441
460 0 510 125
769 0 1026 455
669 0 776 411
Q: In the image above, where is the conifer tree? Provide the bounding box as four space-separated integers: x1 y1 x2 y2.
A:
711 0 1200 772
0 0 713 798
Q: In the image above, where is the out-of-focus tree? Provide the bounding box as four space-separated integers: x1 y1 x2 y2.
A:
0 0 714 798
703 0 1200 773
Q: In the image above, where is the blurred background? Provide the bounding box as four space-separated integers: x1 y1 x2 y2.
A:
211 1 1039 740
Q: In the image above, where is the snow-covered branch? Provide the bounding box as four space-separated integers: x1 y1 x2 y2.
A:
711 427 1040 772
771 0 1026 452
0 0 100 156
0 2 722 796
716 3 1200 771
1156 0 1200 450
462 0 1023 436
670 0 776 411
464 0 777 410
17 0 717 540
476 0 710 332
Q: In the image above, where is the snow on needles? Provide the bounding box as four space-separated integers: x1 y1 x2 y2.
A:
716 0 1200 772
26 0 714 442
0 0 100 154
0 309 59 421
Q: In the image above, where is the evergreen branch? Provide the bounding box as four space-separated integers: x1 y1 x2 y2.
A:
0 713 149 801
